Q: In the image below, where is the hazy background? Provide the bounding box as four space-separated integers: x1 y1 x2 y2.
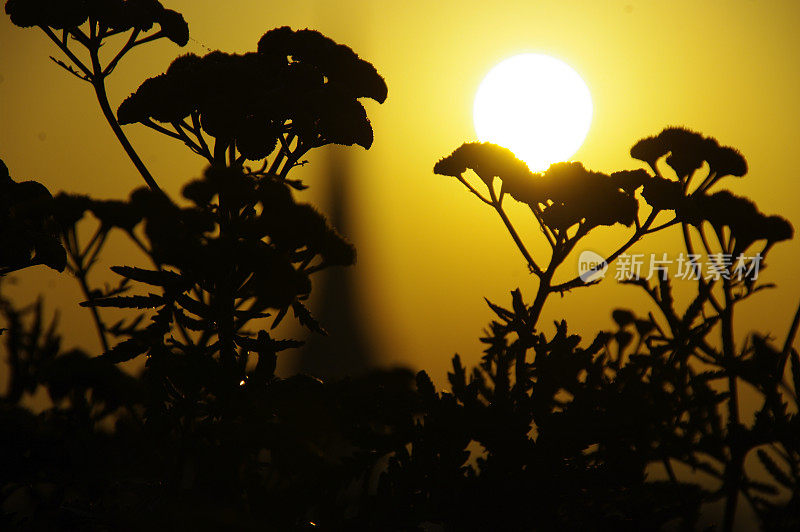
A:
1 0 799 389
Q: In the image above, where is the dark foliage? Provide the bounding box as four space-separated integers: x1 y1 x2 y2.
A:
0 160 65 275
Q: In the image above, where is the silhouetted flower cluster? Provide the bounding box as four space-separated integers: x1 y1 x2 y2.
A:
0 158 65 274
679 190 793 256
631 126 746 185
428 127 798 531
435 143 639 234
5 0 188 45
118 27 387 163
433 141 530 185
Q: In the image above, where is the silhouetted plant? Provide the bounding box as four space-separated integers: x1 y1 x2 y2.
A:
5 0 189 192
408 128 798 530
2 3 404 528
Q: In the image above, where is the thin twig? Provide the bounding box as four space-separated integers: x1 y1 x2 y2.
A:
488 185 542 275
102 29 140 77
39 25 93 79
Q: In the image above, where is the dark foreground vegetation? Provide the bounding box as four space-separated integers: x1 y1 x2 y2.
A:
2 2 799 530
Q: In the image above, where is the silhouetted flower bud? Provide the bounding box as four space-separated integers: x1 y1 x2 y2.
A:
536 162 638 230
257 27 387 103
610 169 651 193
706 145 747 179
124 0 163 32
659 127 708 179
433 142 531 186
118 73 194 124
641 176 683 211
632 128 748 189
157 8 188 46
51 192 92 228
612 309 635 328
181 178 214 207
89 199 142 232
237 118 280 161
6 0 88 29
630 135 668 168
678 190 793 255
1 160 66 272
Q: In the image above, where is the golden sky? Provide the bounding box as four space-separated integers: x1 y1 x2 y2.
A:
1 0 799 387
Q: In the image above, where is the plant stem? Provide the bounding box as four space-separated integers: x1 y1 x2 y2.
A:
489 187 542 275
721 279 742 532
65 227 110 353
76 269 110 353
91 77 162 193
85 39 162 194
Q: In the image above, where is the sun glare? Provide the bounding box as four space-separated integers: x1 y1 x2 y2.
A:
473 53 593 171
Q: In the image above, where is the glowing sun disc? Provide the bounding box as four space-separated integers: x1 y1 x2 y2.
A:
473 53 593 171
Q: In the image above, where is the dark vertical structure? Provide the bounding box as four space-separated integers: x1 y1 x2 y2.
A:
296 2 376 380
295 147 373 380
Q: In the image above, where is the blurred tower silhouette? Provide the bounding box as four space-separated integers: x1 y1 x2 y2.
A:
295 147 374 380
296 3 376 380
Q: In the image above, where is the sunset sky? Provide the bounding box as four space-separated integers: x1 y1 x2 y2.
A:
1 0 798 388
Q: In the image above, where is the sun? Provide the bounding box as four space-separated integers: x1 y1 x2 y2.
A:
473 53 593 172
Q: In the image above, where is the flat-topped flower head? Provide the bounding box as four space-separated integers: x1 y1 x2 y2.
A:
5 0 189 45
257 27 387 104
678 190 793 256
0 158 65 273
117 28 386 161
630 127 746 188
433 142 532 185
534 162 638 230
435 144 638 234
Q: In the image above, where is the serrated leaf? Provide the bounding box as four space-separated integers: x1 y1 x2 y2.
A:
292 300 326 335
175 293 210 319
234 331 303 354
102 338 148 363
81 293 163 309
110 265 189 290
484 298 514 322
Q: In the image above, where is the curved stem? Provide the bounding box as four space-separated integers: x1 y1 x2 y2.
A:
83 35 162 193
456 174 492 205
93 81 162 193
102 29 139 77
488 185 542 276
